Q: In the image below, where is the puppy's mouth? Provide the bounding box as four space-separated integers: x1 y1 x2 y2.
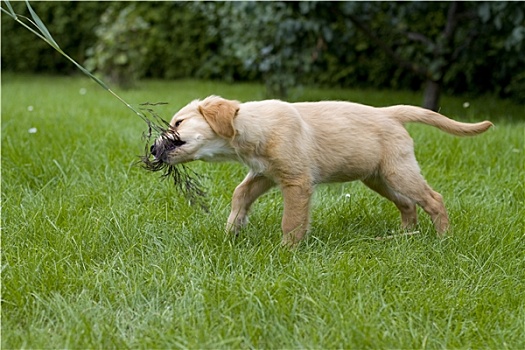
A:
149 132 186 162
138 103 208 211
150 137 186 161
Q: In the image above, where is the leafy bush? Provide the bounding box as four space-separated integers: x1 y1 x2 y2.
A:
201 2 326 98
137 2 228 81
2 1 524 103
1 1 105 74
84 4 149 88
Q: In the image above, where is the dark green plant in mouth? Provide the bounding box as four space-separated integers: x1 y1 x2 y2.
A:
139 103 208 211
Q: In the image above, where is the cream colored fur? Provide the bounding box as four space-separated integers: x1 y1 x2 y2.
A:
156 95 493 246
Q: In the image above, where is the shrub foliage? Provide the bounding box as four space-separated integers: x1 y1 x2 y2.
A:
2 1 524 103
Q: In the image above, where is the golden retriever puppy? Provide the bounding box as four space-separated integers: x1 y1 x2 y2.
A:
151 96 493 246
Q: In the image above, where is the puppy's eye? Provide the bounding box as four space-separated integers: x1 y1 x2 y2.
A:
174 120 183 127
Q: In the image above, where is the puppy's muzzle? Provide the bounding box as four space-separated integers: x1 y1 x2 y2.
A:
150 138 186 160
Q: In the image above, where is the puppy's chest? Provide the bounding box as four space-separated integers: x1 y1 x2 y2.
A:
239 154 269 174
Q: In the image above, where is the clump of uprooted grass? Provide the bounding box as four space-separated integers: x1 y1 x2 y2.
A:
139 102 208 211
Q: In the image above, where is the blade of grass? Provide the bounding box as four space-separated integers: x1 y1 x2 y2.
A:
25 0 59 48
1 0 15 17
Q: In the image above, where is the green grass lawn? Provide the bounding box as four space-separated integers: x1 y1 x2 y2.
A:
2 74 524 349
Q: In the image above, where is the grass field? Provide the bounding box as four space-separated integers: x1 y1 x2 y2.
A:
2 74 524 349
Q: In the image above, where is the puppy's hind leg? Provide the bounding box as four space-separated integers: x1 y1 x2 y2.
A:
381 159 449 235
362 176 418 230
226 172 275 234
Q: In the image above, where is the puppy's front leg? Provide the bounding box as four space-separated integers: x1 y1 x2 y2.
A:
226 172 275 234
281 183 313 247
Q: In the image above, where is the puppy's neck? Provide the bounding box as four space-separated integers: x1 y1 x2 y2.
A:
193 138 238 162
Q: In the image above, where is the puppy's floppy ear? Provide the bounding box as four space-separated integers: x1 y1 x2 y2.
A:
198 96 240 139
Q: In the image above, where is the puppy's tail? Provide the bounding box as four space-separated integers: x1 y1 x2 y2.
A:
384 105 493 136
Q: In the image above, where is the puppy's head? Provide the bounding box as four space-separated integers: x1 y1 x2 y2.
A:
150 96 240 165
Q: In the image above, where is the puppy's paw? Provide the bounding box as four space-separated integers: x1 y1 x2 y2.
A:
225 217 249 237
281 233 305 249
435 219 450 238
281 238 300 250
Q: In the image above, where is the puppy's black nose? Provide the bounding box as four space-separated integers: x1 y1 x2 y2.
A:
150 144 157 157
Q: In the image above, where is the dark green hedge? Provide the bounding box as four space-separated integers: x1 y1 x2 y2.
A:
2 1 524 103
